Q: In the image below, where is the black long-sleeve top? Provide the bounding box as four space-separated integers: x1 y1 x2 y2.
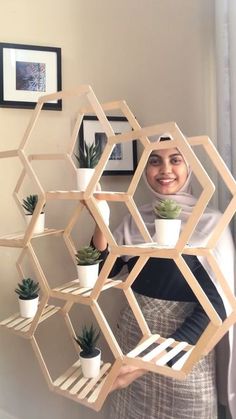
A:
96 243 226 346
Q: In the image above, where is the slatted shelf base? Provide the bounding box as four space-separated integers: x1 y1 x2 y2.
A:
125 334 194 374
51 278 122 300
53 359 112 409
0 305 60 335
0 228 64 247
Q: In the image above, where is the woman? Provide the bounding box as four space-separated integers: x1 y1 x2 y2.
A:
91 138 235 418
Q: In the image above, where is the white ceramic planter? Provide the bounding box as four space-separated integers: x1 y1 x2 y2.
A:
25 212 45 234
77 264 99 288
155 219 181 247
80 348 101 378
76 168 95 191
19 295 39 318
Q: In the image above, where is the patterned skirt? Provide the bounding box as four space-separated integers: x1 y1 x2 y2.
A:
109 294 217 419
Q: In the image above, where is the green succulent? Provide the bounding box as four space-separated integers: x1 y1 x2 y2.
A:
74 142 101 169
154 199 182 219
75 324 100 355
75 246 102 266
15 278 40 300
22 194 45 215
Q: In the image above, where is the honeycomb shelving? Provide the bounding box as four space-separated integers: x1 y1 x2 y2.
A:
0 85 236 411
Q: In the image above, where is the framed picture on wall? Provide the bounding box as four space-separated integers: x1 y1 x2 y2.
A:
0 42 62 110
78 115 138 175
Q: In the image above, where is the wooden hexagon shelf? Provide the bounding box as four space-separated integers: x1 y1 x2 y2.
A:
0 85 235 411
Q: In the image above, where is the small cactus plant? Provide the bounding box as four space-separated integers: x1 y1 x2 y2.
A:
75 246 102 266
154 199 182 219
15 278 40 300
75 324 100 356
22 194 45 215
74 142 101 169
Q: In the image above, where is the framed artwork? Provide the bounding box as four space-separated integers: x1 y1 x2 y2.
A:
79 115 138 175
0 42 62 110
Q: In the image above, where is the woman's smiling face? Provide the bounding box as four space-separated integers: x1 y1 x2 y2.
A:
146 147 188 195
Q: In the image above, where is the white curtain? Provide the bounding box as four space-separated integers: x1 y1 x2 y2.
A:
215 0 236 241
215 3 236 419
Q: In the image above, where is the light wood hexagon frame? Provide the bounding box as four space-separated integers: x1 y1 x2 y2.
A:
0 85 235 411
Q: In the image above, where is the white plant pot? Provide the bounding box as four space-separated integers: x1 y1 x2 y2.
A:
19 295 39 318
80 348 101 378
25 212 45 234
77 264 99 288
155 219 181 247
76 168 95 191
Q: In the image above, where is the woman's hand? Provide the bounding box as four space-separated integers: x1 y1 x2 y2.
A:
110 365 147 392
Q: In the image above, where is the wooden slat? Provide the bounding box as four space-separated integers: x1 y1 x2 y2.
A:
110 244 178 258
54 282 80 293
69 375 90 395
46 191 84 200
31 336 53 387
182 322 219 374
142 338 174 362
91 302 123 359
123 256 149 289
127 334 160 358
60 366 83 390
93 191 128 202
38 306 60 322
175 256 222 326
124 287 151 336
14 304 55 331
0 305 60 334
94 279 122 292
90 253 118 300
87 369 111 403
123 353 187 380
54 360 81 387
29 153 66 161
80 280 122 298
6 316 26 328
126 197 152 242
156 341 189 366
0 313 19 326
37 84 91 103
14 316 36 331
172 348 194 371
0 149 18 158
77 363 111 399
0 228 63 241
0 238 24 248
69 288 91 296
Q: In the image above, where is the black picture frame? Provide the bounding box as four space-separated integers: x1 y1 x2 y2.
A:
79 115 138 175
0 42 62 110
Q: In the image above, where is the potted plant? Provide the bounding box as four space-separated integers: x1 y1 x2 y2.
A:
75 245 102 288
75 324 101 378
22 194 45 234
154 199 182 246
74 142 101 191
15 277 40 318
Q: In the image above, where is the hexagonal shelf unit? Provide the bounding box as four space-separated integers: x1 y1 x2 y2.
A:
0 85 236 411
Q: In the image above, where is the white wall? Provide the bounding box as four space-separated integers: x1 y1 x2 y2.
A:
0 1 215 418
